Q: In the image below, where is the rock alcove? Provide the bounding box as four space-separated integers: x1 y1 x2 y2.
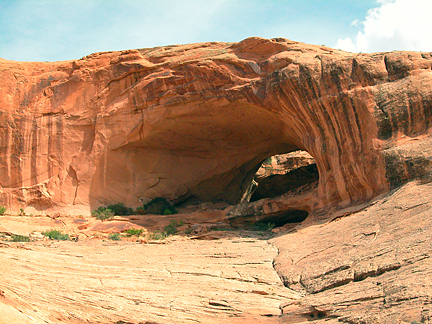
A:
1 36 431 218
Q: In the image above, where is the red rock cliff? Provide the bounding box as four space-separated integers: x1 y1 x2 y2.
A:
1 37 431 215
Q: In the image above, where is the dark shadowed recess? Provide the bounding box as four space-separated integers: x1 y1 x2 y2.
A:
256 209 309 227
251 163 319 201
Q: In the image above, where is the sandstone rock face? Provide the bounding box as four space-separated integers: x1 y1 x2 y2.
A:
274 180 432 323
0 37 431 217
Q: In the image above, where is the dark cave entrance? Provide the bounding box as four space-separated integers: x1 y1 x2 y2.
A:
237 150 319 228
255 209 309 227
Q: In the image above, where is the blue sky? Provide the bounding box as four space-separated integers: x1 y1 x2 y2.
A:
0 0 430 62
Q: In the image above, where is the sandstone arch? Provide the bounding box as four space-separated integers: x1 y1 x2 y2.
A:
0 37 431 216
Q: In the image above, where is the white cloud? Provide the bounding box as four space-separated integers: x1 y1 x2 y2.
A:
350 19 360 27
336 0 432 53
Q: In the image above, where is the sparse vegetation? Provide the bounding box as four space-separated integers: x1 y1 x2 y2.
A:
108 233 121 241
0 206 6 215
143 197 177 215
148 219 184 240
164 219 183 236
124 228 144 237
42 230 70 241
92 207 114 221
262 157 272 165
19 208 26 216
107 203 134 216
148 231 167 240
251 222 276 232
210 226 235 232
11 234 30 242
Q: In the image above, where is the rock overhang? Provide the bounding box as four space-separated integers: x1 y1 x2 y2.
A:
0 37 431 216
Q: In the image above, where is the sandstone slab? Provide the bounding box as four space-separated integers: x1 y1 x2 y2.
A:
273 181 432 323
0 236 298 324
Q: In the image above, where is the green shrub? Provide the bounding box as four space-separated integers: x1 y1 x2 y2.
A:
0 206 6 215
148 231 167 240
43 230 70 241
107 203 134 216
143 197 177 215
124 228 143 237
11 234 30 242
92 207 114 221
147 220 184 240
164 219 183 236
108 233 121 241
251 222 275 232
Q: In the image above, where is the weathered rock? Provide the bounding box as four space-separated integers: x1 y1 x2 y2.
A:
273 181 432 323
1 37 431 217
1 38 432 323
255 151 315 178
0 235 298 324
0 182 431 323
251 163 319 202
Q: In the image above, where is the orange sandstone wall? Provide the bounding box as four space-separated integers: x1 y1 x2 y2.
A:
0 37 431 214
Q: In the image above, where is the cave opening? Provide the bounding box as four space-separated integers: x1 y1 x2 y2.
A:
255 209 309 227
241 150 319 203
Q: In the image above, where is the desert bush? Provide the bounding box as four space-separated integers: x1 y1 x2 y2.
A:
164 219 183 236
148 220 184 240
43 230 70 241
251 222 275 232
108 233 121 241
11 234 30 242
148 231 167 240
124 228 143 237
92 207 114 221
143 197 177 215
107 203 134 216
0 206 6 215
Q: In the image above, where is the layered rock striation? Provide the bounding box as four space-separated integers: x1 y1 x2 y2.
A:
0 37 431 216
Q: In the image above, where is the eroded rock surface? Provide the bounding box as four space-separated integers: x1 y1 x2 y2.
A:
0 235 298 324
274 181 432 323
1 37 431 217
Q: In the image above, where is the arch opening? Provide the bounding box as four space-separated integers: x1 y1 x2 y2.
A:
241 150 319 203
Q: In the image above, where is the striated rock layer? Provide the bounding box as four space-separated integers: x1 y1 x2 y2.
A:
0 37 431 216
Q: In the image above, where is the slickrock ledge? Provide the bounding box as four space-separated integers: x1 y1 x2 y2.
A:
0 235 297 324
1 37 431 218
274 180 432 323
